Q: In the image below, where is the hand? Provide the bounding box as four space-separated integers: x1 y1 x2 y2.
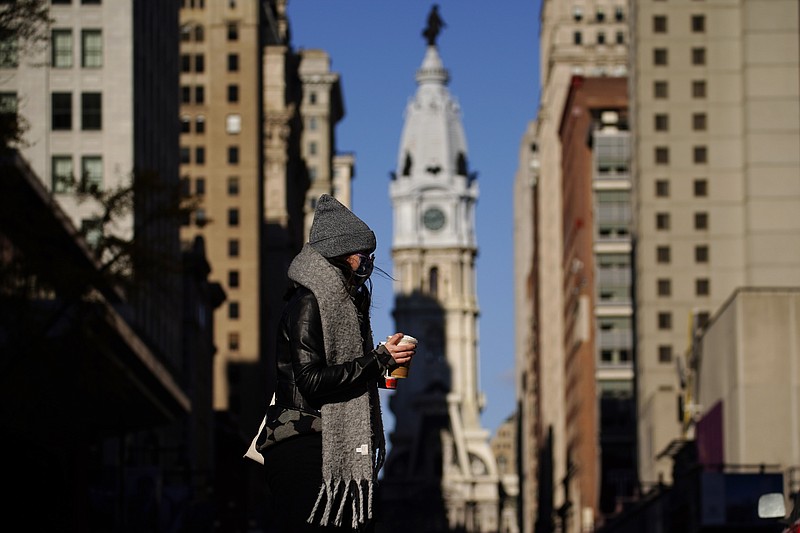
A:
384 333 416 365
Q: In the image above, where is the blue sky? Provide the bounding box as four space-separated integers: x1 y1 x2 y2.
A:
287 0 542 436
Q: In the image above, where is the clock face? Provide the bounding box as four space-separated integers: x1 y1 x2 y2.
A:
423 207 446 231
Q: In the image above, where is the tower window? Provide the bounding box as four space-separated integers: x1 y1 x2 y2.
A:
429 267 439 297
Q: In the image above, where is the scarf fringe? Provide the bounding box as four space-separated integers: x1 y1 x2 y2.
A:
308 479 374 528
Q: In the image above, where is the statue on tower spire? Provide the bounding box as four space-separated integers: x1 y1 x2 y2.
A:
422 4 445 46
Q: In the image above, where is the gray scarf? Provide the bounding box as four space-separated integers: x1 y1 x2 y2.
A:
287 244 385 528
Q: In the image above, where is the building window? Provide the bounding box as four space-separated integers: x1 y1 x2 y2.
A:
195 146 205 165
193 54 204 73
228 270 239 288
81 218 103 249
596 31 605 45
227 176 239 196
195 208 207 226
657 312 672 330
696 278 710 296
228 332 240 351
81 92 102 130
81 155 102 192
696 312 710 329
653 15 667 33
309 141 317 155
693 179 707 197
695 245 709 263
694 212 708 230
657 279 671 297
227 84 239 103
52 92 72 130
692 47 706 65
228 301 239 319
181 86 191 104
0 91 15 110
615 6 624 21
180 176 191 197
654 113 669 132
656 246 671 264
227 22 238 41
52 155 74 193
226 114 241 134
195 177 205 195
194 85 204 104
195 115 205 134
309 92 317 104
429 266 439 296
656 212 670 230
691 15 705 33
180 115 191 133
228 238 239 257
654 80 668 99
692 80 707 98
308 167 317 181
52 29 73 68
595 7 605 22
227 208 239 226
573 31 582 45
655 147 669 164
658 345 672 363
228 146 239 164
309 116 317 130
227 53 239 71
573 6 582 21
180 24 192 42
0 35 19 67
655 179 670 197
692 113 707 131
81 29 102 68
194 25 204 42
694 146 707 164
616 31 625 44
180 146 190 164
653 48 668 66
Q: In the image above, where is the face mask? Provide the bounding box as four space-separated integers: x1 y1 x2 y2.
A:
354 253 374 280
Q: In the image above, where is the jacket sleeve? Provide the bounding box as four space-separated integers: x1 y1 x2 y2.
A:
288 291 393 403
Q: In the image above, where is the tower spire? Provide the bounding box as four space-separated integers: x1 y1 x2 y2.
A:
381 7 500 532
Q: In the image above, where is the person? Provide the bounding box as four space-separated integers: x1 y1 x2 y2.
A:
263 194 416 532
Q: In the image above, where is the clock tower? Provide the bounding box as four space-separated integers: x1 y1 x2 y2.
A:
381 8 500 532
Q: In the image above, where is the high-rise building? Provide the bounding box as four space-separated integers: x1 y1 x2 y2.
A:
630 0 800 486
179 0 272 427
382 16 501 531
519 0 799 530
559 75 636 522
179 1 349 436
2 0 183 360
515 1 629 531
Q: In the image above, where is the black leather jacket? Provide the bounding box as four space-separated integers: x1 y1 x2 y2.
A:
274 286 395 414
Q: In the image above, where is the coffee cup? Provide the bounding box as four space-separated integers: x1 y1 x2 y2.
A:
387 334 417 379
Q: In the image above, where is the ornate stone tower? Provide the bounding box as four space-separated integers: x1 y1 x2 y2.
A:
381 7 500 532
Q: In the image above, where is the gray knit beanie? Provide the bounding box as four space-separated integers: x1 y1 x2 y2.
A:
309 194 376 258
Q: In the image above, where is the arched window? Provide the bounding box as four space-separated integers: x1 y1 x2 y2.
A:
429 267 438 296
